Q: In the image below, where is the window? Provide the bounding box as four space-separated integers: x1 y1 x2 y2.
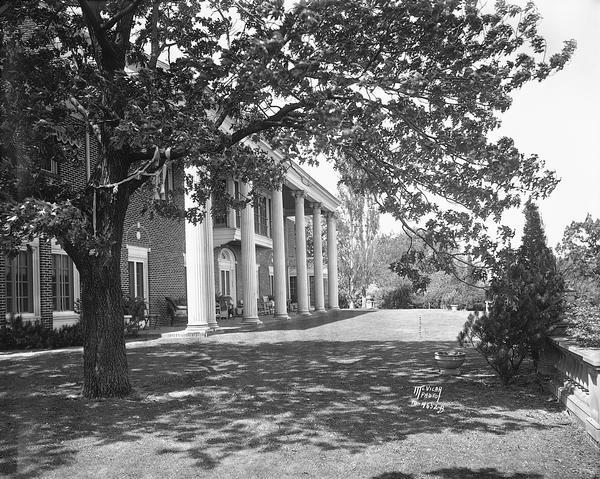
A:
127 245 149 306
254 195 269 237
234 181 241 228
217 248 236 303
166 163 174 192
220 270 231 296
289 275 297 302
39 136 61 175
268 198 272 237
128 261 145 299
6 251 34 314
40 157 59 175
212 179 228 227
52 254 74 311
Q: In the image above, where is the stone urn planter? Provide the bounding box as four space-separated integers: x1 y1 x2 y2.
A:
434 350 466 375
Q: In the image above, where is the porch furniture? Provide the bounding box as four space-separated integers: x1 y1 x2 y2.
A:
257 297 267 315
219 295 234 319
263 296 275 314
165 297 187 326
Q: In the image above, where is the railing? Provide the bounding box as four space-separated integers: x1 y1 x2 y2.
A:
541 336 600 444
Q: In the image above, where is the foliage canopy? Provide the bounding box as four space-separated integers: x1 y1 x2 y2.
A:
1 0 575 256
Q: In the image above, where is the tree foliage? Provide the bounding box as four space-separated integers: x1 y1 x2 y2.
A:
337 183 380 306
556 214 600 304
0 0 574 397
422 271 485 310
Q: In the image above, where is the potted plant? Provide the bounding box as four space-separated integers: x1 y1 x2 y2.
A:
434 350 466 375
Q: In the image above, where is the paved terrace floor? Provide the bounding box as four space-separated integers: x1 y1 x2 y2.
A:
1 309 598 478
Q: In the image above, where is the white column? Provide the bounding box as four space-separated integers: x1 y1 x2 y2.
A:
294 190 310 316
312 202 326 312
327 212 339 310
165 167 211 339
204 196 219 330
272 186 289 319
240 182 261 325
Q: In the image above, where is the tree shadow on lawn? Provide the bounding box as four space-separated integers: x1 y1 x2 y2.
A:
0 340 565 478
373 468 543 478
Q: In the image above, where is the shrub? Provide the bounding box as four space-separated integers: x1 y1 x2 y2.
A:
380 285 414 309
423 271 486 310
338 294 349 309
459 204 565 384
458 311 528 385
0 315 83 351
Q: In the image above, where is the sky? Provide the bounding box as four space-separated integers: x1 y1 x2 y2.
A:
304 0 600 249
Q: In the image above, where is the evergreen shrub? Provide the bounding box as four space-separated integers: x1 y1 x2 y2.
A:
458 203 565 384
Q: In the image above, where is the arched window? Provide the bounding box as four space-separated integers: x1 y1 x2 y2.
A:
217 248 236 301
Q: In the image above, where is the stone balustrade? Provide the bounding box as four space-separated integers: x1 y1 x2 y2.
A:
541 336 600 444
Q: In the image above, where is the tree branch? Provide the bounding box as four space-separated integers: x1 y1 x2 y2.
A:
77 0 120 70
227 102 306 146
101 0 146 31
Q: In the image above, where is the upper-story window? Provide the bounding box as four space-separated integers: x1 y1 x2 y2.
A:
234 181 241 228
39 136 62 175
40 157 59 175
254 194 272 237
212 178 228 228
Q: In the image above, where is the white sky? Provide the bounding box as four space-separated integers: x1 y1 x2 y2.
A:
304 0 600 249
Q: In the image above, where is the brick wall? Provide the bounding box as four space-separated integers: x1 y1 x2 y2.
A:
0 255 6 319
38 239 54 328
121 166 186 322
58 122 91 191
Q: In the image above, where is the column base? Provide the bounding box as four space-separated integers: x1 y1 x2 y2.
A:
242 316 263 327
315 308 327 313
160 325 210 341
207 321 220 331
274 313 290 320
328 307 340 311
298 310 312 316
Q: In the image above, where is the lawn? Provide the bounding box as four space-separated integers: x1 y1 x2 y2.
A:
1 309 598 478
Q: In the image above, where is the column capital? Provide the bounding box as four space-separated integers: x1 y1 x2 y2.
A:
310 202 322 210
292 190 306 199
325 211 337 220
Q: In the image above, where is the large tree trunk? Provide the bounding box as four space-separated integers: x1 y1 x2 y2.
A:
63 176 133 398
79 251 131 398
